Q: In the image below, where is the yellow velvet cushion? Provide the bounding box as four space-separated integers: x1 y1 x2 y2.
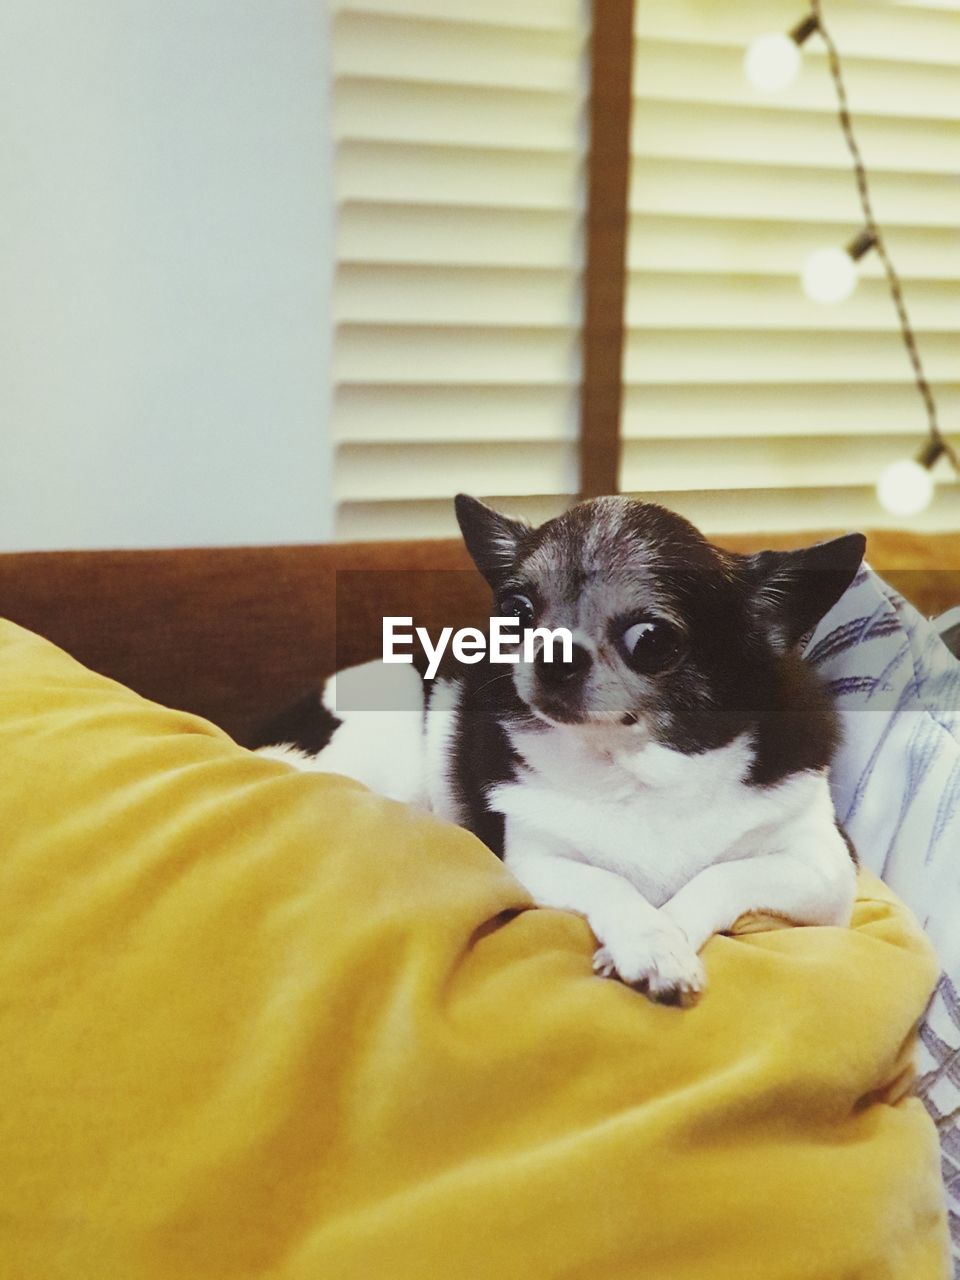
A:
0 619 949 1279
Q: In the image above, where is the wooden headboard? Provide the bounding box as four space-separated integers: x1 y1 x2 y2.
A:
1 530 957 744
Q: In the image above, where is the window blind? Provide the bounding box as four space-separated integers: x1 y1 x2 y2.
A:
623 0 960 533
332 0 959 540
331 0 588 539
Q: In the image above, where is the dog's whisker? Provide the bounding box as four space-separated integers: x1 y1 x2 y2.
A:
465 670 516 700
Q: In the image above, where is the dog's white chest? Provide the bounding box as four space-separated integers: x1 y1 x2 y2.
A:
487 725 813 905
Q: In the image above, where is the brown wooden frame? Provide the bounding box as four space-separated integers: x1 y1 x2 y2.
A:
578 0 636 499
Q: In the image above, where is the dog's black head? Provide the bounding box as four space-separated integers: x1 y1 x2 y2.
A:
455 493 865 758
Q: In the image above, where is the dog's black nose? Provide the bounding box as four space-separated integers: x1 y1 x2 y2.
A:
535 642 592 687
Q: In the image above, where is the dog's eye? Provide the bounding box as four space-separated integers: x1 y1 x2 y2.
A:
497 593 535 630
620 618 683 674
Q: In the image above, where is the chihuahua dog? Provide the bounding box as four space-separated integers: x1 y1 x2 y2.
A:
255 494 865 1004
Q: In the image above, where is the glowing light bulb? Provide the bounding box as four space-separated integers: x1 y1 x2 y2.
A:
876 458 935 517
801 246 859 304
744 32 803 92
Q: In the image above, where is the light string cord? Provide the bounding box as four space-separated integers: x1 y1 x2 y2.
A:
810 0 958 471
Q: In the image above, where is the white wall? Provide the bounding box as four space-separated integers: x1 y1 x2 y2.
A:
0 1 334 550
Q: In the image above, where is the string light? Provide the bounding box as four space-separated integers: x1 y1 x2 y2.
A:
743 15 819 93
801 230 876 304
745 1 958 516
876 444 943 518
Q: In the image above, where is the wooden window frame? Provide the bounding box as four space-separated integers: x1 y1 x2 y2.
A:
578 0 635 499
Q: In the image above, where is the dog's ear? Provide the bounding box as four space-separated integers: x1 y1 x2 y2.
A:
454 494 531 587
744 533 866 647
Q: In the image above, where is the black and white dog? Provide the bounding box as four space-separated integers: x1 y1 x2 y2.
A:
256 494 865 1004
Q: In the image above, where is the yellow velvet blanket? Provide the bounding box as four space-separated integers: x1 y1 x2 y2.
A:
0 620 948 1279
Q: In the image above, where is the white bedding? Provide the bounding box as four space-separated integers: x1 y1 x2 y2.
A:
806 565 960 1265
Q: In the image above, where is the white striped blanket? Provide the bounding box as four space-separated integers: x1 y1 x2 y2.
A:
806 565 960 1272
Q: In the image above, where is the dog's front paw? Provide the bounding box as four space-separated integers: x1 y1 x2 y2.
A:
592 927 705 1006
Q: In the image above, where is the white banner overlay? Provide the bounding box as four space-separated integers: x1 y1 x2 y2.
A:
383 616 573 680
